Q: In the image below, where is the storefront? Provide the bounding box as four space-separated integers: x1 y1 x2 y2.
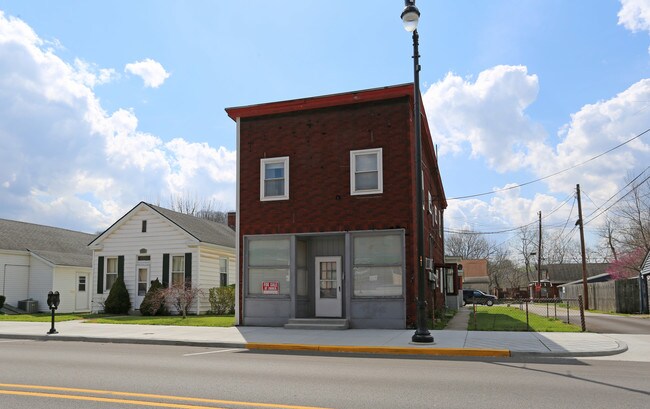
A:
241 229 406 329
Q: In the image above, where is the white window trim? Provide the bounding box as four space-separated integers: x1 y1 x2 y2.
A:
260 157 289 201
350 148 383 196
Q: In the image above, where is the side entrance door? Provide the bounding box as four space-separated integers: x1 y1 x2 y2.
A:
315 256 342 317
135 266 149 310
75 273 89 311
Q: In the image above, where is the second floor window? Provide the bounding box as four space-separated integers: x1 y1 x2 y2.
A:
350 148 383 195
260 157 289 201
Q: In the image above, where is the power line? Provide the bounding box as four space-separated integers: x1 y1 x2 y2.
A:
448 127 650 200
584 171 650 226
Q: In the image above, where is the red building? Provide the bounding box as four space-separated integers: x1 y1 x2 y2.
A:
226 84 451 329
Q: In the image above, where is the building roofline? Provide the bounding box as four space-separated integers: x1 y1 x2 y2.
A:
225 83 447 207
225 84 413 120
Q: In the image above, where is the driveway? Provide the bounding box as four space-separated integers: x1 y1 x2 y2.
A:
585 311 650 334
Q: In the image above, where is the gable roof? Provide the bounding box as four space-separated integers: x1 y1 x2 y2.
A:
147 203 235 248
0 218 95 267
542 263 609 283
89 202 235 249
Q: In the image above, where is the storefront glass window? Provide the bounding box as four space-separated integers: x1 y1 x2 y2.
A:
247 238 290 295
353 234 403 297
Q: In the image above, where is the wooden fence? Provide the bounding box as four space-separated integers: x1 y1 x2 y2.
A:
562 278 640 313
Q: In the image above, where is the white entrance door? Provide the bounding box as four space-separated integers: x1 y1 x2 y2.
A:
75 273 89 311
315 256 342 317
135 267 149 310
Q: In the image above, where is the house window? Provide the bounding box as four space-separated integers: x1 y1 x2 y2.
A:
78 276 86 292
171 255 185 286
220 258 228 287
352 233 403 297
142 220 147 232
445 268 455 295
247 238 290 295
428 191 433 214
260 157 289 201
137 255 151 261
106 257 118 291
350 148 383 195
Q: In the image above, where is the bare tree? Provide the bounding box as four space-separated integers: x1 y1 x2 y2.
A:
514 225 537 282
168 193 231 224
445 230 495 260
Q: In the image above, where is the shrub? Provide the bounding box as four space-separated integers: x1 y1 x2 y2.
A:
0 295 5 309
209 285 235 315
103 276 131 314
139 278 168 316
164 284 203 318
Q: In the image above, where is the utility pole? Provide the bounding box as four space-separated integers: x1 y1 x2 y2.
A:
537 211 542 296
576 184 589 310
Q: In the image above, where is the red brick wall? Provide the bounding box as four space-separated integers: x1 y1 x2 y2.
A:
237 96 445 326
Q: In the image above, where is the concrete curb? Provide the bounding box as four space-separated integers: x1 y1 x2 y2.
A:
0 333 628 359
510 339 629 358
246 343 511 357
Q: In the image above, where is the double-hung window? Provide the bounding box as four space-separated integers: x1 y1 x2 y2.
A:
105 257 118 291
220 258 229 287
350 148 383 195
171 255 185 286
260 157 289 201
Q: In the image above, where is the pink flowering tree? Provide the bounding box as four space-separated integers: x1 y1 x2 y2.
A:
606 248 645 280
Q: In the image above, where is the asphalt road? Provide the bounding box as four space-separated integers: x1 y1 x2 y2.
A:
585 311 650 333
1 339 649 409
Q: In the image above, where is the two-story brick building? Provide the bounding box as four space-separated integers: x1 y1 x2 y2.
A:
226 84 450 329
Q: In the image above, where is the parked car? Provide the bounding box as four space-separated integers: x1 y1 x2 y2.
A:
463 289 497 306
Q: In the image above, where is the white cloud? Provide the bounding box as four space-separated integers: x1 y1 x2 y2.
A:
618 0 650 33
430 64 650 236
124 58 170 88
423 65 545 172
0 12 234 232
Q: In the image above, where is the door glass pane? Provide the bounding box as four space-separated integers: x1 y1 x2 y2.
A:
320 261 337 299
78 276 86 292
138 269 148 296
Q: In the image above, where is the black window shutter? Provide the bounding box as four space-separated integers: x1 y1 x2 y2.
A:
97 256 104 294
184 252 192 288
162 253 170 287
118 255 125 281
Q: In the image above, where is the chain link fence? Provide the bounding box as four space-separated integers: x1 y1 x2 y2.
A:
467 296 586 331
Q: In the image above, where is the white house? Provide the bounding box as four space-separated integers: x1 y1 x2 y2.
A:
0 219 95 313
88 202 236 314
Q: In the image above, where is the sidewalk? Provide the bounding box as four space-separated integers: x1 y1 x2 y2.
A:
0 319 627 358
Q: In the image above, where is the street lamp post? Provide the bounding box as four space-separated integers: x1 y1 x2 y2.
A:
402 0 433 344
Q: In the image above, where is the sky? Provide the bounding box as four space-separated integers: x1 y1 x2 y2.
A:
0 0 649 255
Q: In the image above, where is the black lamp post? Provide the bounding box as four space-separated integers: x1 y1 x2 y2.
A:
402 0 433 344
46 290 60 335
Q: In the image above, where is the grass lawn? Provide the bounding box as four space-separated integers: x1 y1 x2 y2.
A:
0 313 235 327
84 315 235 327
0 313 91 322
469 306 582 332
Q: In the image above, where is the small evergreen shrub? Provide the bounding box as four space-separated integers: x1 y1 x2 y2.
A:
139 278 168 316
103 276 131 314
209 285 235 315
0 295 5 309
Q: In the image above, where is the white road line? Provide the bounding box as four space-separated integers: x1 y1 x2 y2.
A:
0 339 33 343
183 348 242 356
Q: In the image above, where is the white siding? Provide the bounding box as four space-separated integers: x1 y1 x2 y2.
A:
0 251 30 305
197 246 236 314
27 255 54 312
92 206 198 313
50 267 91 313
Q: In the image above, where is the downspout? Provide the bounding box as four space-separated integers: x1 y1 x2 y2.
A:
235 116 241 325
